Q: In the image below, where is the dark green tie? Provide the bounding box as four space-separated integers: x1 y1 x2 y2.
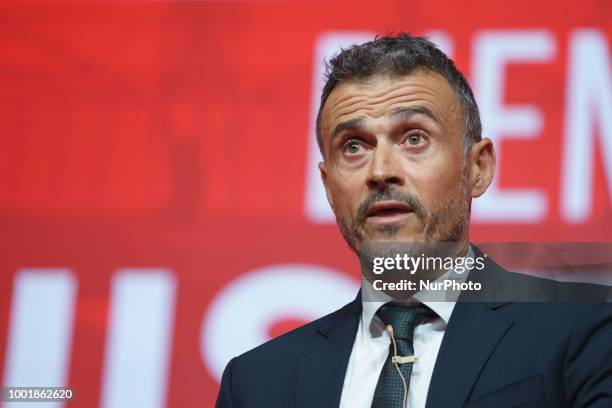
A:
371 303 436 408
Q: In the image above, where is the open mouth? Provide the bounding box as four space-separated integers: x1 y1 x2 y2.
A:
366 201 413 223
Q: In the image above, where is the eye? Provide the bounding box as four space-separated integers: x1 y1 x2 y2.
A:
407 134 421 145
403 130 427 147
344 140 363 154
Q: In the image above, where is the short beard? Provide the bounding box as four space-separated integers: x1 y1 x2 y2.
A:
334 160 471 256
423 163 471 245
358 166 472 299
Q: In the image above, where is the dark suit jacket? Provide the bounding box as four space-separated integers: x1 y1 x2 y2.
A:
216 250 612 408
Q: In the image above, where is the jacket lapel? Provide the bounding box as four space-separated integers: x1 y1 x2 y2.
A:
293 247 519 408
425 251 517 408
425 301 513 408
295 294 361 408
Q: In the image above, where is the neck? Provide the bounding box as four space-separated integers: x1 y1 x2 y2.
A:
358 240 472 300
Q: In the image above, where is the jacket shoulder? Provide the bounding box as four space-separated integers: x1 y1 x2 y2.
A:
216 296 360 407
232 295 359 368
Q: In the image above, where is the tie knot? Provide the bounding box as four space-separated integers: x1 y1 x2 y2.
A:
376 303 436 340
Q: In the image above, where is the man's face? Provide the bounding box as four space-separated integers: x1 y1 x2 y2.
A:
319 70 473 253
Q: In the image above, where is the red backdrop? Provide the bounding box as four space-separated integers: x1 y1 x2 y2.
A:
1 1 611 407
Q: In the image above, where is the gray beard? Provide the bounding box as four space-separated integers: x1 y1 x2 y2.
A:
335 181 470 256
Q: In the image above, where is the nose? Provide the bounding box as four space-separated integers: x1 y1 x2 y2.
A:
366 141 404 190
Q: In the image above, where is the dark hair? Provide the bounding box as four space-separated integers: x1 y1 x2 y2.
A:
316 33 482 157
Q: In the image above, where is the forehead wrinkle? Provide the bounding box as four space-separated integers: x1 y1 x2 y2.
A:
331 82 433 113
322 72 462 145
329 91 445 128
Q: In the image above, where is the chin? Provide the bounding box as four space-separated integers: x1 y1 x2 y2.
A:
366 226 423 242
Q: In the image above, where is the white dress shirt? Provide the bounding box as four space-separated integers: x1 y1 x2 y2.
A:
338 246 474 408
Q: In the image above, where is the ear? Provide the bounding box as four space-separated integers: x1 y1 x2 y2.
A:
319 161 335 210
469 137 496 198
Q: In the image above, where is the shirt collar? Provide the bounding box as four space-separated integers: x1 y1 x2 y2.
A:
361 244 475 335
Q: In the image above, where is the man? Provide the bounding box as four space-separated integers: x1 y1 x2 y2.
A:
216 34 612 407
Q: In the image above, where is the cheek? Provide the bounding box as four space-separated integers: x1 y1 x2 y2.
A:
328 170 365 213
412 159 464 209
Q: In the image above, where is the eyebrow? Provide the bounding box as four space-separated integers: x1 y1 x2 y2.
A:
391 106 441 125
329 106 441 141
